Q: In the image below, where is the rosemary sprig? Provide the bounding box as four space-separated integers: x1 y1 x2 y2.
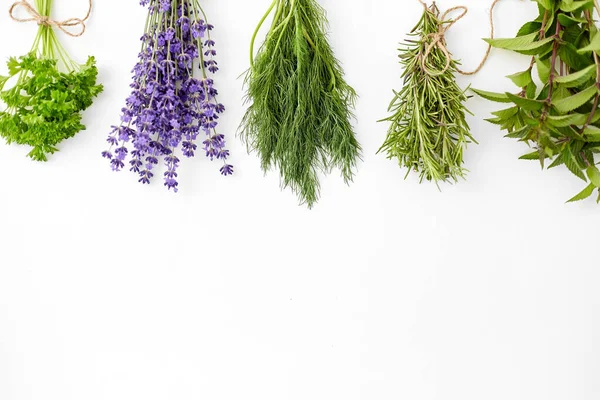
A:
241 0 361 208
379 4 475 184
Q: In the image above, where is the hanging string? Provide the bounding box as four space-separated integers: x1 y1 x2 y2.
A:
9 0 93 38
417 0 503 76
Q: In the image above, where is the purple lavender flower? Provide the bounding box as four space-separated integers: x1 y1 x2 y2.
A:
104 0 232 192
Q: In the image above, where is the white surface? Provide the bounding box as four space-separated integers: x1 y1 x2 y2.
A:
0 1 598 399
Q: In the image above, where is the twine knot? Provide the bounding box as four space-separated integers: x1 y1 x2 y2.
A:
37 16 50 26
421 5 468 77
9 0 93 38
417 0 504 77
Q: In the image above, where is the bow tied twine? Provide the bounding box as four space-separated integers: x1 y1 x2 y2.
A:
9 0 93 37
417 0 503 77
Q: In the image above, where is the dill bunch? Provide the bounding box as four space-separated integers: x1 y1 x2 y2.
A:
379 4 475 184
241 0 361 208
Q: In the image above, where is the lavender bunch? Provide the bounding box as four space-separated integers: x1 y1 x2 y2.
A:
103 0 232 192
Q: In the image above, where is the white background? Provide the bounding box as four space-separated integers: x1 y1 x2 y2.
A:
0 0 598 399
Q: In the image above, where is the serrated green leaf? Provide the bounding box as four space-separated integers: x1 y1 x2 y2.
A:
586 110 600 124
519 150 546 160
507 69 533 88
552 125 585 140
504 125 530 139
525 115 542 126
572 138 585 153
486 32 537 49
518 21 543 37
472 88 512 103
557 13 587 27
536 57 551 82
559 0 594 12
583 125 600 141
565 143 588 180
554 85 598 113
586 165 600 186
552 84 572 102
549 153 565 168
485 116 504 125
526 82 538 99
563 24 586 46
554 64 597 87
484 33 554 55
584 149 595 165
546 113 589 127
506 92 546 111
537 85 551 100
578 31 600 53
484 32 554 52
536 0 555 9
544 8 556 33
567 183 596 202
491 106 519 120
558 42 592 70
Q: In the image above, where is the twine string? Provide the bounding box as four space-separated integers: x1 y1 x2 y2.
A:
417 0 503 76
9 0 93 37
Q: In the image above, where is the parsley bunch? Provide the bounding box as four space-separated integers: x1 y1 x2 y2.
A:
241 0 362 208
0 0 102 161
475 0 600 203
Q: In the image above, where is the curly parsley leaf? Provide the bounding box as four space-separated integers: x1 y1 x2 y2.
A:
0 52 103 161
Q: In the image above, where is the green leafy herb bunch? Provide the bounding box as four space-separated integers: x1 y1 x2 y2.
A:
241 0 362 208
379 3 476 184
0 0 103 161
475 0 600 203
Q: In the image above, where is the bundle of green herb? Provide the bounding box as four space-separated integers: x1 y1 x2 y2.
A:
0 0 102 161
241 0 361 208
379 3 477 184
474 0 600 203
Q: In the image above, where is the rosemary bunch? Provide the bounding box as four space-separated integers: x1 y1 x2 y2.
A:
379 4 475 184
241 0 361 208
0 0 102 161
475 0 600 203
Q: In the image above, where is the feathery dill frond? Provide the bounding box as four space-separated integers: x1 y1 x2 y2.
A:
241 0 361 208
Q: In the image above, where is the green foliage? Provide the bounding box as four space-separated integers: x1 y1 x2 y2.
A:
0 0 102 161
241 0 361 208
379 4 475 184
475 0 600 204
0 53 102 161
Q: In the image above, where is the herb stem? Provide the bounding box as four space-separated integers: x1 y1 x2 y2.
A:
543 17 562 118
583 10 600 130
250 0 278 69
